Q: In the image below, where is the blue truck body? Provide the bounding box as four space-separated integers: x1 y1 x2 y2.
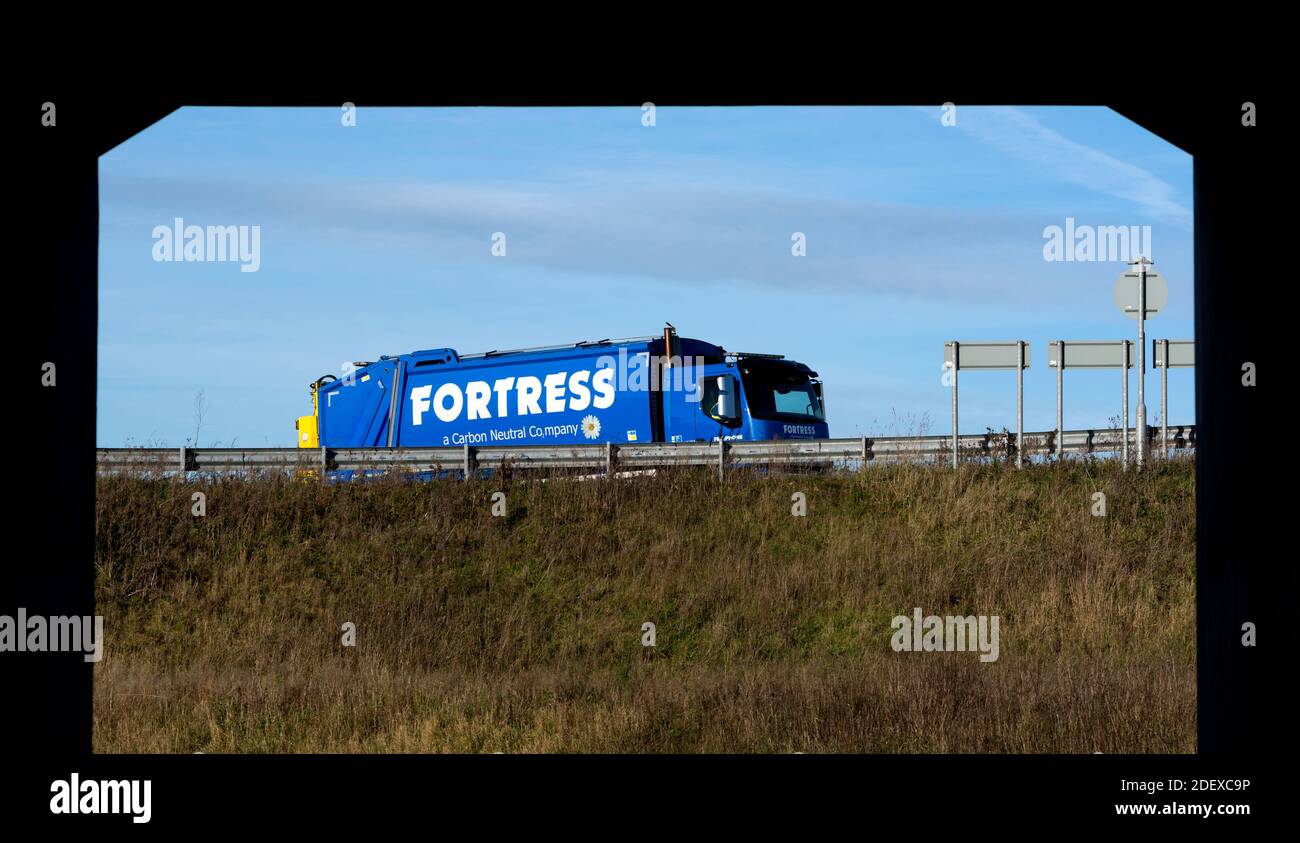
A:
297 328 827 470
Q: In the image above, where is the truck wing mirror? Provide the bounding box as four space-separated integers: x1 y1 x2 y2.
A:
716 375 737 421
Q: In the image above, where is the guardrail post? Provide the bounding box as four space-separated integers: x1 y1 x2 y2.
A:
319 447 328 483
718 439 726 481
860 436 868 471
606 442 616 477
463 444 476 481
177 446 187 479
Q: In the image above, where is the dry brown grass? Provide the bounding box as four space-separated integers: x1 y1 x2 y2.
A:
93 458 1195 753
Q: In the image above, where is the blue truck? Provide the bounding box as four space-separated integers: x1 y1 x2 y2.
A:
296 326 827 454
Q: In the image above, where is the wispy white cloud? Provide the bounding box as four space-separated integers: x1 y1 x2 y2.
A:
102 174 1081 302
918 106 1192 228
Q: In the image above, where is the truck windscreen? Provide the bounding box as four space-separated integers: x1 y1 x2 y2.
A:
739 362 825 421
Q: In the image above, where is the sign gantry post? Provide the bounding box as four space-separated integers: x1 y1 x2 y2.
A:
1115 258 1167 470
950 342 958 469
944 341 1031 469
1153 339 1194 460
1122 340 1131 468
1138 263 1146 467
1048 340 1135 466
1055 345 1063 460
1017 341 1025 468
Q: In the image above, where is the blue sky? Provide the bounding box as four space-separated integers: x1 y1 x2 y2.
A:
98 106 1193 447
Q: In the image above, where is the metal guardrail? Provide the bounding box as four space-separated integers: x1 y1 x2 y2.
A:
96 425 1194 477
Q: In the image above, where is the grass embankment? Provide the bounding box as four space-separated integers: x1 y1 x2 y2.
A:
93 459 1195 753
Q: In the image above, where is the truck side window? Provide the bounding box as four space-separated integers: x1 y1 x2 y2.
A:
701 375 741 427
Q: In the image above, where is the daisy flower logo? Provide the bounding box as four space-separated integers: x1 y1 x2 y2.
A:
581 415 601 440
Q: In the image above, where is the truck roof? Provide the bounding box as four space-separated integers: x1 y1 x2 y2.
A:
384 334 728 368
460 334 662 360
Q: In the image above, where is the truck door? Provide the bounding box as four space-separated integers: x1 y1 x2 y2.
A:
693 364 744 442
659 361 744 442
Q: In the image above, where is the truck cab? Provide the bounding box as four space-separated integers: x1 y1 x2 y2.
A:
664 354 827 442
